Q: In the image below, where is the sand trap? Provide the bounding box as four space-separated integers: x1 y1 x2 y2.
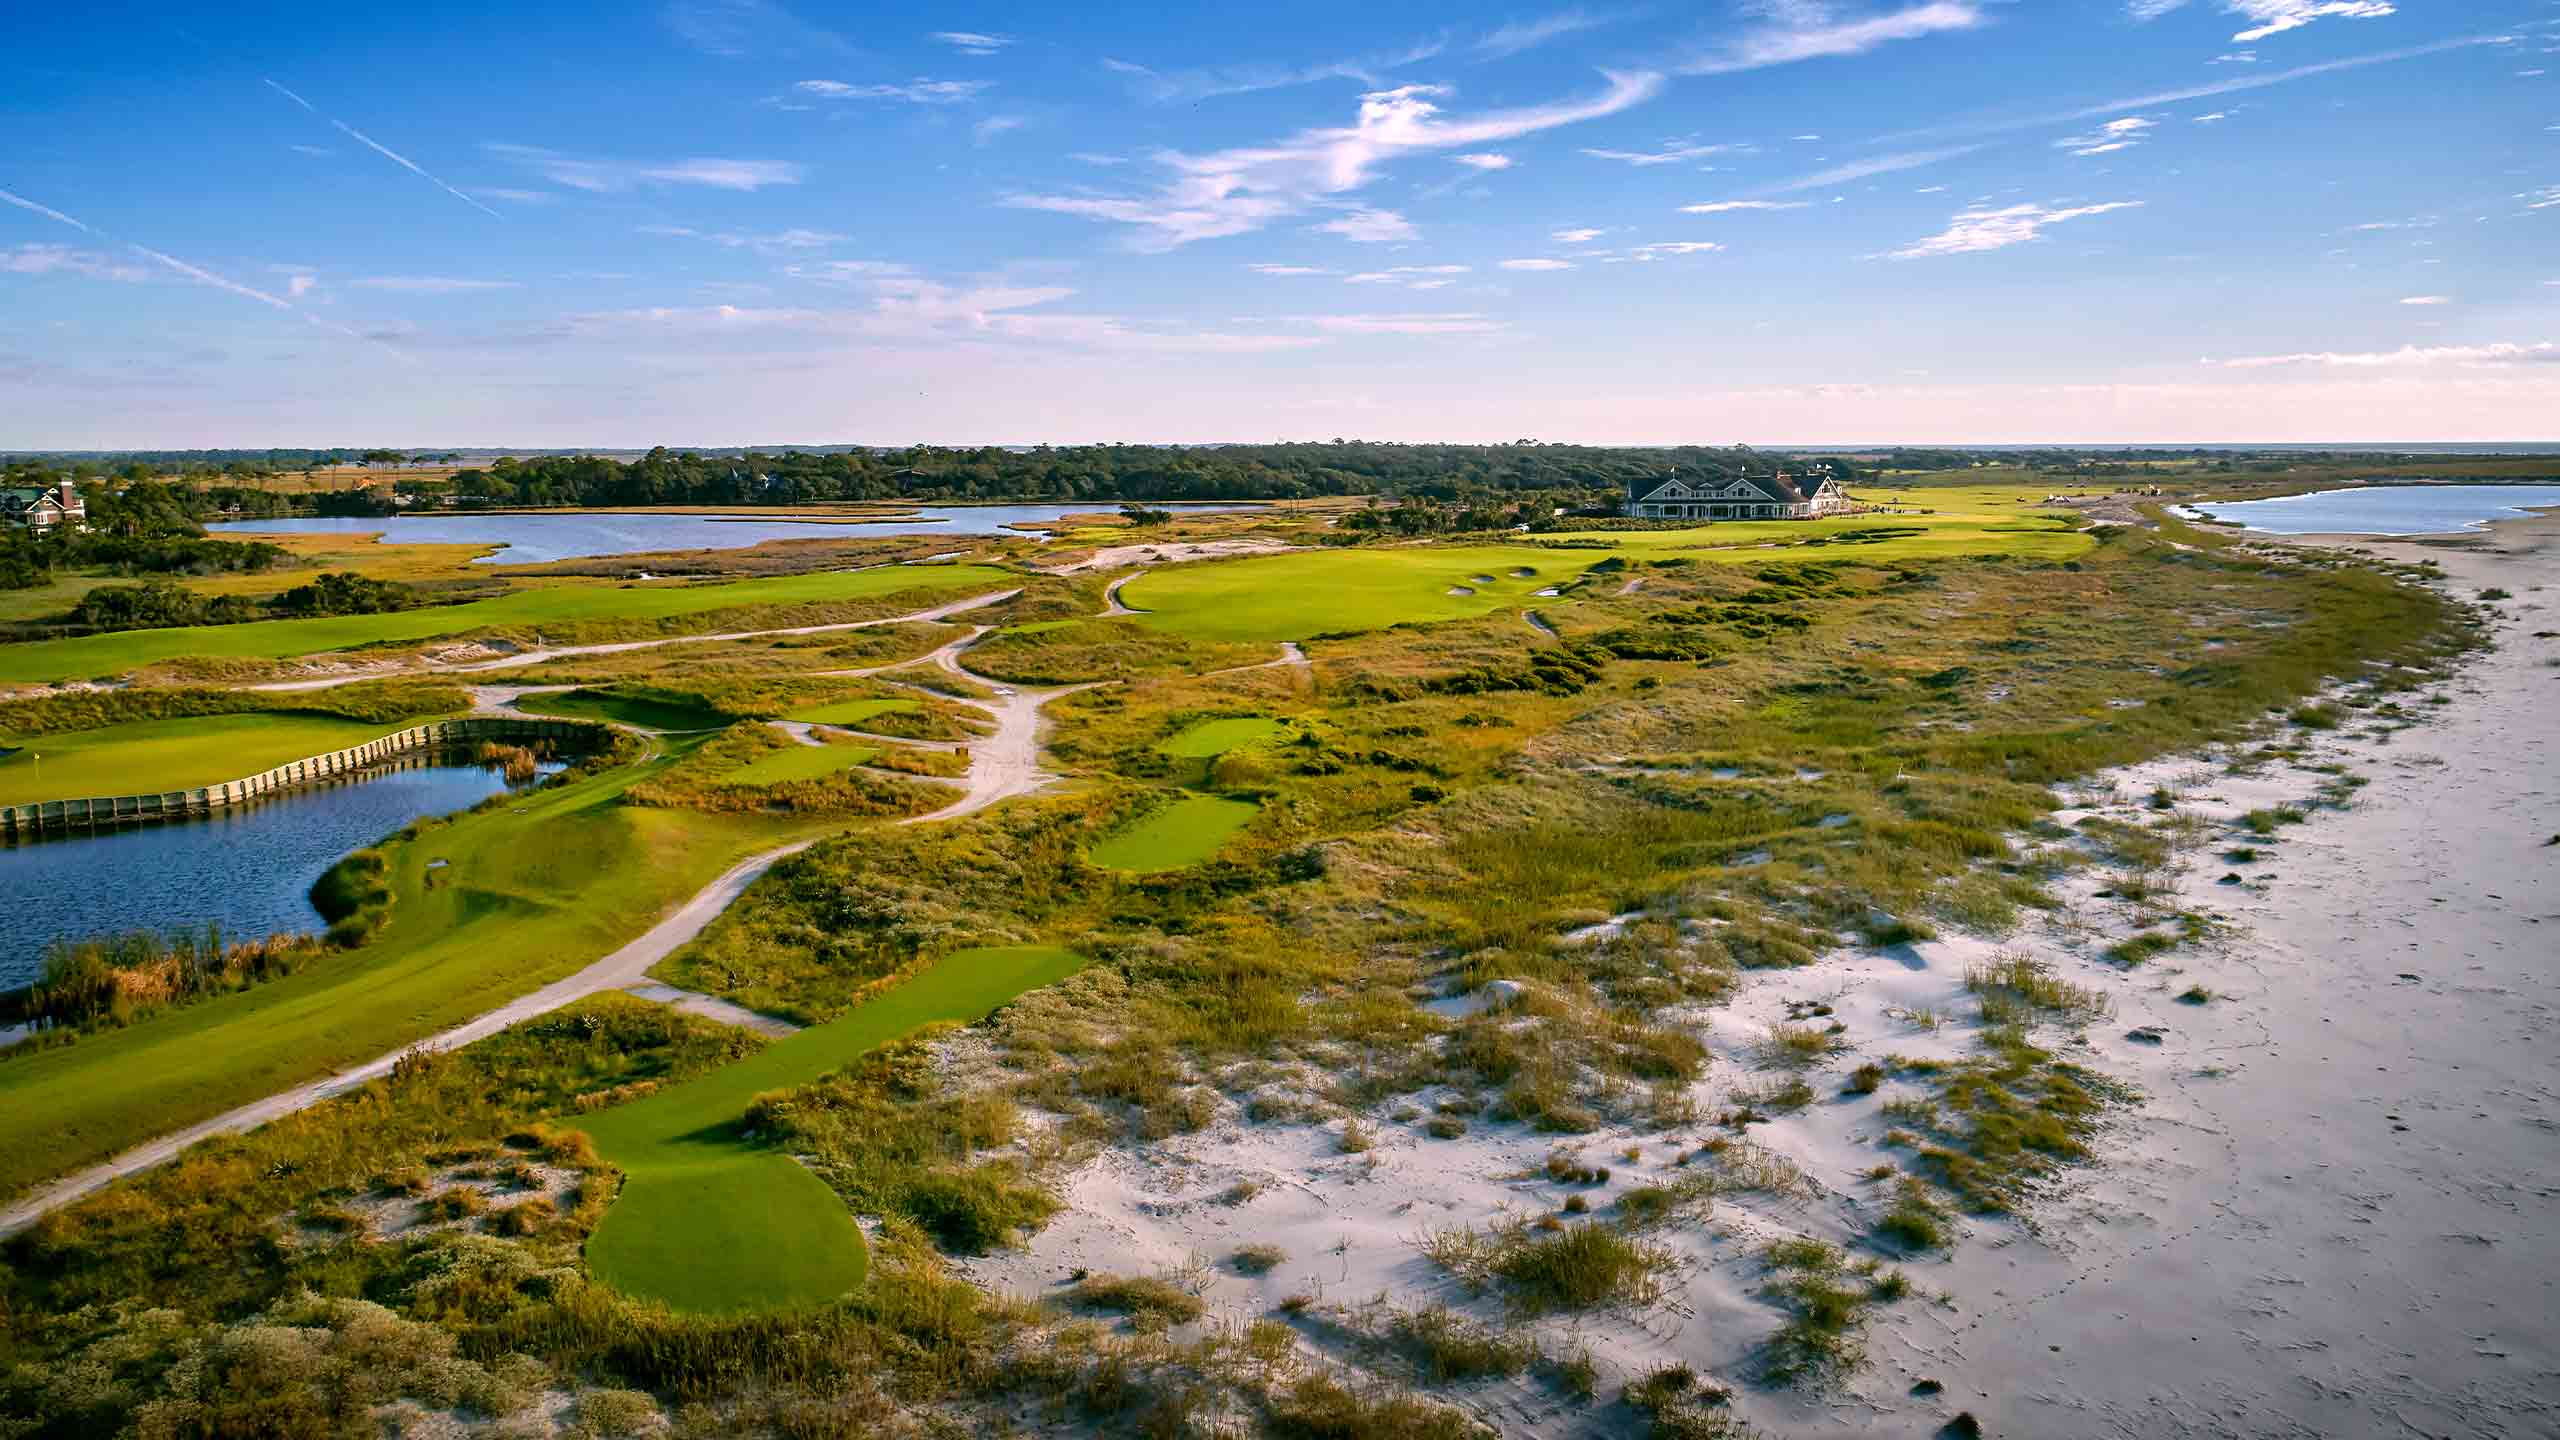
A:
1445 585 1475 596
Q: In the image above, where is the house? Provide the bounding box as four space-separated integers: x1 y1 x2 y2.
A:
0 480 86 533
1625 469 1851 521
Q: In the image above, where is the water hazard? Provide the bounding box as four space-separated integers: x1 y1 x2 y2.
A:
211 502 1261 564
0 757 544 989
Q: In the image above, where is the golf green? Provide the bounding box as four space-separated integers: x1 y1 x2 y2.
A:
0 711 436 805
1090 792 1260 872
722 741 880 784
1155 716 1286 759
782 697 920 726
580 944 1087 1313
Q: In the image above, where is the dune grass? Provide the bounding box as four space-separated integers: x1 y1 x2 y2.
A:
1155 716 1287 758
1088 793 1261 872
578 944 1087 1313
782 697 919 727
720 739 881 784
515 687 732 732
0 711 449 805
0 738 857 1200
0 564 1012 685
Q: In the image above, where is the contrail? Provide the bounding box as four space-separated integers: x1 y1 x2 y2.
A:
263 77 503 219
0 187 93 231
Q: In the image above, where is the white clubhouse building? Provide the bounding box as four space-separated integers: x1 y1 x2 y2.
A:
1626 470 1851 521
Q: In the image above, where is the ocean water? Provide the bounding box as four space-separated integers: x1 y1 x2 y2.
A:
2185 484 2560 536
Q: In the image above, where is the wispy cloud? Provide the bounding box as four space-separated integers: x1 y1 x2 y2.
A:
2225 1 2396 44
975 115 1026 144
1247 264 1338 276
663 0 857 60
1887 200 2143 258
1008 71 1660 249
0 188 92 232
2192 110 2231 122
1453 152 1516 171
930 30 1013 55
1345 264 1471 288
1680 2 1984 75
643 225 847 253
1 243 153 282
1499 257 1575 271
1580 139 1740 166
352 275 524 293
794 77 991 103
1552 226 1605 242
1317 208 1420 243
2211 50 2259 63
475 187 554 204
1476 9 1616 61
2057 115 2154 156
2215 341 2555 368
2397 294 2450 305
1679 199 1811 214
1101 38 1446 104
263 79 502 219
1759 144 1981 193
486 144 803 191
1308 312 1506 335
1624 240 1724 259
0 187 368 340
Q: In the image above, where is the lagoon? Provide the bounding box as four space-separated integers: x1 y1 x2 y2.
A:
0 757 542 987
2186 484 2560 536
211 502 1261 564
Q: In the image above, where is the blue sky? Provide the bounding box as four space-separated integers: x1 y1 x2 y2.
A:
3 0 2554 446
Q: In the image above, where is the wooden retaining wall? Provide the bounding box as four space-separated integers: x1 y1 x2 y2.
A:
0 718 604 841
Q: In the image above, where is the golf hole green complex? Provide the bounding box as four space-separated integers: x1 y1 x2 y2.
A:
1090 793 1260 872
1155 716 1287 759
579 944 1086 1314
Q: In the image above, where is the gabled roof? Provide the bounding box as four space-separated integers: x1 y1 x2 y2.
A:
1629 472 1834 505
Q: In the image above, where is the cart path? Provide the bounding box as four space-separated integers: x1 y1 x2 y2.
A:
248 588 1021 693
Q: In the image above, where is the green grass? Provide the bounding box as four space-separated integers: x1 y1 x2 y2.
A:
578 944 1086 1313
1088 793 1260 872
1155 716 1288 758
515 687 732 731
0 739 857 1200
0 711 446 805
720 739 881 784
782 697 920 727
1123 547 1580 644
0 564 1012 685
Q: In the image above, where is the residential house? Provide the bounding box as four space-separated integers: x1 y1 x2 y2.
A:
0 480 86 533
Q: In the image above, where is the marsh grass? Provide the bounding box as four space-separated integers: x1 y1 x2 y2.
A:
1416 1217 1677 1315
1757 1238 1907 1384
1964 951 2110 1023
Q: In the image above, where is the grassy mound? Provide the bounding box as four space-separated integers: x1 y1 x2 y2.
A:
782 697 919 727
516 687 730 732
721 740 881 785
1155 716 1287 759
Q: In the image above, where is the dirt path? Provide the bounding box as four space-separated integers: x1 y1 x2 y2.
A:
1099 574 1143 616
1201 642 1309 678
621 982 800 1039
1522 610 1557 638
249 588 1020 694
1616 576 1645 597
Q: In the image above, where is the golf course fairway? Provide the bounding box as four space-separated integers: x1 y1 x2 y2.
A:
578 943 1087 1313
1090 793 1260 872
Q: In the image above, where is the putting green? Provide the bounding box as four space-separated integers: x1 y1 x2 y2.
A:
1155 716 1287 759
580 944 1087 1313
1090 792 1260 872
0 564 1011 686
722 740 880 784
1123 547 1570 645
783 697 919 726
0 711 439 805
517 688 731 732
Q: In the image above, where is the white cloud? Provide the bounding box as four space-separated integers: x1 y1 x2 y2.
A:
1308 312 1506 335
1069 152 1128 166
1761 144 1981 192
2225 1 2395 44
1008 72 1658 249
648 225 848 254
288 143 333 156
1626 240 1723 259
1101 39 1447 104
1318 208 1421 244
1454 152 1515 170
487 144 803 191
2192 110 2231 122
0 243 152 283
353 275 524 293
2211 50 2258 63
2126 0 2189 17
975 115 1026 144
2057 116 2154 157
2398 294 2451 305
1247 264 1337 276
1498 257 1576 271
794 77 992 103
1552 226 1605 242
930 30 1013 55
1887 200 2143 259
263 79 502 220
474 187 554 203
1679 199 1811 214
287 274 317 298
2523 185 2560 212
1476 9 1614 60
2216 341 2555 368
1681 2 1984 75
1580 140 1738 166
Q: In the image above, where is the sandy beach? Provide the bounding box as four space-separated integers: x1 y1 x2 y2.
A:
953 514 2559 1437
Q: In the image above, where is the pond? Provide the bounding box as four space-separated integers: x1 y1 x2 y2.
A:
2183 484 2560 536
210 502 1263 564
0 756 548 989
